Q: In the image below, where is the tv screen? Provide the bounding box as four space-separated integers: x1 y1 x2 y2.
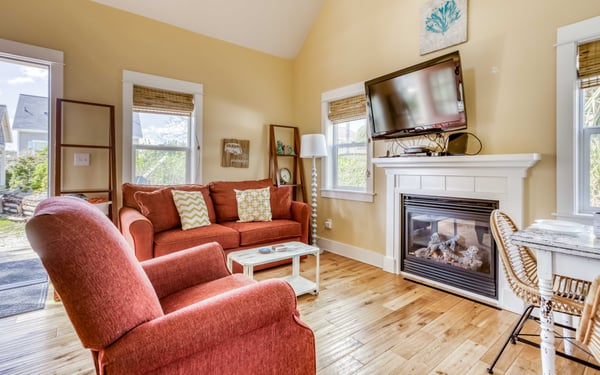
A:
365 51 466 140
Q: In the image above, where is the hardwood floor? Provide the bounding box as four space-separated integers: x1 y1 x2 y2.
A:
1 251 599 374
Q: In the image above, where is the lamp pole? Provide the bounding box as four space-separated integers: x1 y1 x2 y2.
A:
310 156 318 246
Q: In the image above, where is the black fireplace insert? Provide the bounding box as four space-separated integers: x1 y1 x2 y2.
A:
402 194 499 299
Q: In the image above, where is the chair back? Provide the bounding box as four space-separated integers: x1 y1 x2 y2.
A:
26 196 163 350
577 275 600 363
490 210 539 303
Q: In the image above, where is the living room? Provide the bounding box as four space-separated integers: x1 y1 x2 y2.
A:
2 0 600 374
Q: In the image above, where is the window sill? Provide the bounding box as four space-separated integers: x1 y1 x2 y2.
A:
321 188 374 202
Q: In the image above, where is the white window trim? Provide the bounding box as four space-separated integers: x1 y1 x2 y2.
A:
0 38 64 195
556 16 600 223
321 82 374 202
122 70 203 184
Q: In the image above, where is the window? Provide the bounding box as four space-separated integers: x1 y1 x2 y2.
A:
122 71 203 185
556 17 600 220
321 82 373 202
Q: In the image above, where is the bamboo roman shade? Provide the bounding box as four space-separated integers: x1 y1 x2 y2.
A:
578 40 600 89
133 85 194 115
328 94 367 124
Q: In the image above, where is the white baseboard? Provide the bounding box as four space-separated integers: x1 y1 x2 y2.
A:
317 237 384 268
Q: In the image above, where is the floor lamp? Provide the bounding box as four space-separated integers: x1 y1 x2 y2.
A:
300 134 327 246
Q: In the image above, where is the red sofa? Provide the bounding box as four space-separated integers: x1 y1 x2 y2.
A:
119 179 311 263
26 197 316 374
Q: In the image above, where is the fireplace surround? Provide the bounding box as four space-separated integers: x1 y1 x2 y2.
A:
373 153 540 312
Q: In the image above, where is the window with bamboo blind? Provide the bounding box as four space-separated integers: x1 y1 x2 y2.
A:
321 83 373 202
122 70 203 185
555 17 600 218
578 40 600 89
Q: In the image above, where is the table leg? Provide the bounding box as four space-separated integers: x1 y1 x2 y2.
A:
537 249 556 375
243 264 254 279
292 255 300 277
315 250 320 294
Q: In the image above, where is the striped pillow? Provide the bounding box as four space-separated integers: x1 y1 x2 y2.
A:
171 190 211 230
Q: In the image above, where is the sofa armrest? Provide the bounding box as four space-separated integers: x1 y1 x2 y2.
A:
100 279 312 374
141 242 231 299
119 207 154 261
291 201 311 244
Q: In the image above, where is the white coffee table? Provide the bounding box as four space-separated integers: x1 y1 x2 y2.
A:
226 241 320 296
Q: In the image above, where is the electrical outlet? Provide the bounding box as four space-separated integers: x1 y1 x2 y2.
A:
74 153 90 166
324 218 333 229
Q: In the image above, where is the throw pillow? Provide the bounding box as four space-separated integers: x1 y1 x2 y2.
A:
235 187 272 222
134 187 180 233
171 190 212 230
270 186 292 219
209 179 272 222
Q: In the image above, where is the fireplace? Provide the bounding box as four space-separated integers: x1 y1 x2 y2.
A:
402 194 499 299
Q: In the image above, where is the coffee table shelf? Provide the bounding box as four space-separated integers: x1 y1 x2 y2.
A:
226 241 320 296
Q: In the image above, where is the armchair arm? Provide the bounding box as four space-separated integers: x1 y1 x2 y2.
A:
119 207 154 261
141 242 231 299
291 201 311 244
100 279 308 374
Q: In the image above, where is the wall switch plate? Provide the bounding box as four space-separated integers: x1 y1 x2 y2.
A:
74 153 90 166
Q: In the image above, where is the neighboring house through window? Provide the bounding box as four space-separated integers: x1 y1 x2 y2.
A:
321 82 374 202
12 94 48 156
122 71 203 185
556 16 600 220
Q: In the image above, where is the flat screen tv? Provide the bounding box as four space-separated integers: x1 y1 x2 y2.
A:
365 51 466 140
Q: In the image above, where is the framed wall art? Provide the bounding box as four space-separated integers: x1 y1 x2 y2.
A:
420 0 467 55
221 138 249 168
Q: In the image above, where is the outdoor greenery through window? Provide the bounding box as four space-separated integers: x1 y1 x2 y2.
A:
321 84 373 202
583 84 600 209
332 118 367 190
132 85 194 185
579 39 600 212
133 112 190 185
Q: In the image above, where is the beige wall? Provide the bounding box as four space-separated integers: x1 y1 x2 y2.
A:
2 0 294 191
4 0 600 257
293 0 600 255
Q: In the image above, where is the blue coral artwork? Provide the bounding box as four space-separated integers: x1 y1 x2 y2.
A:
420 0 467 55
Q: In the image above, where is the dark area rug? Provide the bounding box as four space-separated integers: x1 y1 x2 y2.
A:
0 258 48 318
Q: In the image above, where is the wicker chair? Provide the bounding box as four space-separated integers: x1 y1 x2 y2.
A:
487 210 594 374
577 275 600 363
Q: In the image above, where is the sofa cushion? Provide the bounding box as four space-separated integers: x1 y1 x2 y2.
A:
270 186 292 220
209 179 272 222
220 220 302 247
172 190 212 230
153 224 239 257
235 187 272 222
134 187 180 233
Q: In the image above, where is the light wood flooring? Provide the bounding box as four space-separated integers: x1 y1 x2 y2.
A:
1 251 599 374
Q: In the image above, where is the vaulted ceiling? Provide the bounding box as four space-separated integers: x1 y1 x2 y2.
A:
93 0 324 59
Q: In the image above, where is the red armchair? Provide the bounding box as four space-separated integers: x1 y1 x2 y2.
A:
26 197 316 374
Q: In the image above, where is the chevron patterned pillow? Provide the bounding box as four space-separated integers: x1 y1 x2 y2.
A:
171 190 211 230
234 187 272 222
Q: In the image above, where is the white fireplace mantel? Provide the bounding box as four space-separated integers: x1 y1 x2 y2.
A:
373 153 541 310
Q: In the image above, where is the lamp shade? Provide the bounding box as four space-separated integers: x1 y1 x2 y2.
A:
300 134 328 158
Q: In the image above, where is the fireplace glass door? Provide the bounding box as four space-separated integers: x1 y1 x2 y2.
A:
402 194 498 299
